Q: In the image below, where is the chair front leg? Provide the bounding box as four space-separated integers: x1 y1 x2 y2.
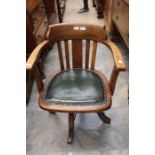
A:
67 113 76 144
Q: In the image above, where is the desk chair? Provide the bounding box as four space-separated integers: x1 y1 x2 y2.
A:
26 23 126 144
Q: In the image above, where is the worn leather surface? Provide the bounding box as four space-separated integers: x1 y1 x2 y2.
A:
45 69 105 105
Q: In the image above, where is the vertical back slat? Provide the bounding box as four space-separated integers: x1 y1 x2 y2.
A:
72 40 83 68
57 41 64 70
91 41 97 70
64 40 70 69
85 39 90 69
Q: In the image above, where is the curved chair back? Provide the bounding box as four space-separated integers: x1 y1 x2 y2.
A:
46 23 107 70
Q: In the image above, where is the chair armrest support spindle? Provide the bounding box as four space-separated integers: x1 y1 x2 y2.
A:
104 40 126 95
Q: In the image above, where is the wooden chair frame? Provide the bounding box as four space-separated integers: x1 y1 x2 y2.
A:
26 23 126 144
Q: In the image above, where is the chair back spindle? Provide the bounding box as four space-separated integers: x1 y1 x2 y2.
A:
57 39 98 70
72 40 83 68
85 39 90 69
47 23 107 70
64 40 70 69
91 41 97 70
57 41 64 70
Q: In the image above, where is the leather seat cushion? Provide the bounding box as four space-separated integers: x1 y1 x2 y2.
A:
45 69 106 105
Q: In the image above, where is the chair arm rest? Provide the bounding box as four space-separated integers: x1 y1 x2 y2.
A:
26 40 50 71
104 40 126 71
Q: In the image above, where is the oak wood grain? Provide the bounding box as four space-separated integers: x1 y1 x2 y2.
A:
72 40 83 68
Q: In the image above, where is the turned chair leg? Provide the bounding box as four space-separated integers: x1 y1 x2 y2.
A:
97 112 111 124
67 113 76 144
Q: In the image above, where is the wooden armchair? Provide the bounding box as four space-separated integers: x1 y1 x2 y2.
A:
26 23 126 144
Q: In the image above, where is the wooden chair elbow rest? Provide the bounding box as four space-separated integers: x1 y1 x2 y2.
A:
26 40 50 71
103 40 126 71
103 40 126 95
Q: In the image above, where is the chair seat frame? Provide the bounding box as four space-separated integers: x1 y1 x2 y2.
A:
39 69 112 113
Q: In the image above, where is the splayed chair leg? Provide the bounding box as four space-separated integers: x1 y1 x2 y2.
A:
67 113 76 144
97 112 111 124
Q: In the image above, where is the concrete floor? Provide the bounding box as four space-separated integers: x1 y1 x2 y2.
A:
27 0 129 155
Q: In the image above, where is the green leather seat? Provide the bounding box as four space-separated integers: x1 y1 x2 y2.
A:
45 69 106 105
